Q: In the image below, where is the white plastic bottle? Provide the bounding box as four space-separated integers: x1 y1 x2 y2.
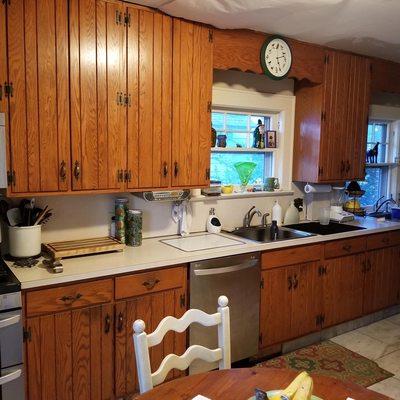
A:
272 200 283 226
284 201 300 224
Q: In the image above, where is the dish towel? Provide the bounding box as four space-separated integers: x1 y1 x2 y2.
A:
171 201 192 236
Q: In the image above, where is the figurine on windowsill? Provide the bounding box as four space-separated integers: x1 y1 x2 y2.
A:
253 119 265 149
366 142 380 163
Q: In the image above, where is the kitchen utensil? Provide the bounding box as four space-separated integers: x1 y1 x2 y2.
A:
6 208 22 227
39 212 53 225
234 162 257 192
8 225 42 257
33 206 49 225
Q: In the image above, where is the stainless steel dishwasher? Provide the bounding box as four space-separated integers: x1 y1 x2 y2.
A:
189 252 260 374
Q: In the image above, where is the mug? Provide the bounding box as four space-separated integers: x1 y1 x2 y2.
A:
264 177 279 192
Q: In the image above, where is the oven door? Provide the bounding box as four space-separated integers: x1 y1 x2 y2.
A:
0 310 23 368
0 366 24 399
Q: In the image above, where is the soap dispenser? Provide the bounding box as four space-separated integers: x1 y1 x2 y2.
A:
206 208 222 234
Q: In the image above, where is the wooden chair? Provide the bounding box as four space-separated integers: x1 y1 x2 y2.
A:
133 295 231 394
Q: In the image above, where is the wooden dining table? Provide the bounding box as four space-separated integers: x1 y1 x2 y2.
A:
136 368 392 400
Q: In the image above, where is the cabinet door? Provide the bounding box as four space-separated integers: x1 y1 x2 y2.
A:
344 55 370 180
260 268 292 347
319 51 351 181
115 288 187 398
171 20 213 187
126 7 172 189
70 0 126 191
6 0 70 193
364 248 398 314
290 262 322 338
323 254 365 327
25 304 114 400
390 245 400 305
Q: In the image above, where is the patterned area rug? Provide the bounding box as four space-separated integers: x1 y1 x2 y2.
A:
257 340 393 387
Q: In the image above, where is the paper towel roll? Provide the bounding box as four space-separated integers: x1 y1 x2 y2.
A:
304 183 332 194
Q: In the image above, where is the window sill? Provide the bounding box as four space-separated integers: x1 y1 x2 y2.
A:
366 163 399 167
190 190 294 202
211 147 277 153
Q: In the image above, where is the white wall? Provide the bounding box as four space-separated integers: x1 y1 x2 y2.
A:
3 71 305 244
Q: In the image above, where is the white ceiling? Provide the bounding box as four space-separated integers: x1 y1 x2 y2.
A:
132 0 400 62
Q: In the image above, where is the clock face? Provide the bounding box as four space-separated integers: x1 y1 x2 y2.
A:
261 36 292 80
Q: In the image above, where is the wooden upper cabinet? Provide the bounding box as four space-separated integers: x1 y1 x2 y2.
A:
0 3 7 115
6 0 70 194
70 0 127 191
171 20 213 188
293 51 371 183
126 8 172 190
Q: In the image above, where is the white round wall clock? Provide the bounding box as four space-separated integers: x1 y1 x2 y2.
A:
260 36 292 80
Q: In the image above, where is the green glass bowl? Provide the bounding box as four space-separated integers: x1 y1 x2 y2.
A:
234 162 257 186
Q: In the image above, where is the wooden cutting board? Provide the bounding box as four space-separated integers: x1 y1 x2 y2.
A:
43 237 124 259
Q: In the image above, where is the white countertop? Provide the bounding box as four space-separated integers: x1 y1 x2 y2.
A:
6 217 400 290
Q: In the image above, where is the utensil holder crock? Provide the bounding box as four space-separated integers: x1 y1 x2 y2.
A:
8 225 42 258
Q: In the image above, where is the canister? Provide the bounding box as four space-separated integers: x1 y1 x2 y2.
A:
126 209 143 247
115 197 129 244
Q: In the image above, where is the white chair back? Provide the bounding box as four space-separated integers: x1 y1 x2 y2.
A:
133 295 231 394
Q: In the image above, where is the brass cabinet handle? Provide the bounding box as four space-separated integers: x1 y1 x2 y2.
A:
288 276 293 291
60 293 82 303
73 161 80 180
342 244 352 252
142 279 160 291
293 274 299 289
117 312 124 333
174 162 179 178
104 314 111 334
163 162 168 178
59 160 67 181
125 170 132 183
117 169 124 183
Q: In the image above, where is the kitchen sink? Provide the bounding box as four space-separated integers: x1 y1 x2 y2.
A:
367 211 392 220
231 225 315 243
284 222 366 235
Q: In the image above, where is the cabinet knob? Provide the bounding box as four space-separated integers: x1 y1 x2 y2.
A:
293 274 299 289
163 162 168 178
342 244 352 252
59 160 67 181
117 312 124 333
73 161 81 180
174 162 179 178
288 276 293 291
104 314 111 334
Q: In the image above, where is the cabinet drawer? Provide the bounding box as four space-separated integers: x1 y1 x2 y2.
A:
324 237 366 259
26 279 113 317
367 232 395 250
390 230 400 246
115 266 186 300
261 245 322 270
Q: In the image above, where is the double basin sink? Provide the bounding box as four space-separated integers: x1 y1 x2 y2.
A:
232 221 366 243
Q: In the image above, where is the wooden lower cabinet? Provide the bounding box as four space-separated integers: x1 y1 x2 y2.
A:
363 247 399 314
114 288 187 398
25 304 114 400
260 262 321 347
322 254 365 327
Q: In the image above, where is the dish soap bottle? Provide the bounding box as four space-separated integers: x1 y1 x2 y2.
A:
206 208 222 234
272 200 282 226
284 201 300 224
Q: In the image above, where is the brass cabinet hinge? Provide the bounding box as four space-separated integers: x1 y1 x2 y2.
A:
23 327 32 342
207 101 212 113
124 11 131 27
318 265 327 276
180 294 186 308
318 166 324 177
321 111 326 122
205 168 210 180
208 29 213 42
0 84 2 101
124 169 132 183
7 170 15 186
2 0 11 6
260 277 264 289
124 93 131 107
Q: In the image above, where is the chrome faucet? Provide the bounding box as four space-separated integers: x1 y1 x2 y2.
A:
375 197 397 213
261 212 270 227
243 206 262 227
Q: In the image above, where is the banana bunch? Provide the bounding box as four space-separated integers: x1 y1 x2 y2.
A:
268 371 314 400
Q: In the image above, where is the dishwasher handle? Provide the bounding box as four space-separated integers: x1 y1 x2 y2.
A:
193 259 258 276
0 314 21 329
0 368 22 386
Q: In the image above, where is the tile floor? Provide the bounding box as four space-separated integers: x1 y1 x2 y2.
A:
331 314 400 399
